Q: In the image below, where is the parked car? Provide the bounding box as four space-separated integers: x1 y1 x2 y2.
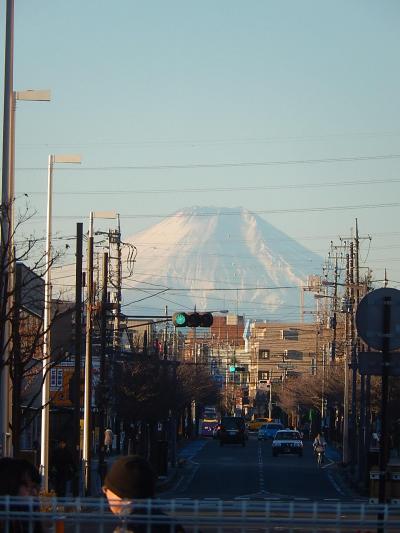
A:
248 418 270 432
272 429 303 457
219 416 246 447
258 422 284 440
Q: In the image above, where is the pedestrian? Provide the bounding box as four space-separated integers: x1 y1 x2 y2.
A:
50 438 76 497
105 428 113 455
103 455 185 532
0 457 43 532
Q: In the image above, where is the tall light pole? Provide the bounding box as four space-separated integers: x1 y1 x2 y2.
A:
10 90 51 212
8 90 51 456
40 154 81 491
1 0 14 458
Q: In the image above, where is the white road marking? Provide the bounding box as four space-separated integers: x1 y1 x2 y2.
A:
258 441 265 492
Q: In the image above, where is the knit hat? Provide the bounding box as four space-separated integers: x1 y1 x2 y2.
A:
104 455 155 499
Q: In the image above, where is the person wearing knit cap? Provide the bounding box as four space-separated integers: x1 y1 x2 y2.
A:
103 455 185 532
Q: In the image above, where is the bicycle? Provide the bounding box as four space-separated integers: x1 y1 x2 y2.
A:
315 445 325 467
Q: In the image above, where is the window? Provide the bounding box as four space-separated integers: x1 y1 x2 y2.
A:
281 329 299 341
258 370 270 380
50 368 63 390
284 350 303 360
50 369 57 389
259 349 270 360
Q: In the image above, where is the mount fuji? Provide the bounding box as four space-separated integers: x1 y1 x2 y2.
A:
122 207 323 321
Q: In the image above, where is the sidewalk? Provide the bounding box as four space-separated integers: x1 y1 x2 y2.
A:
157 438 205 493
324 443 369 499
326 443 342 463
87 438 198 496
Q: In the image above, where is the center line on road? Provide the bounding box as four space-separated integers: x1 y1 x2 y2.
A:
258 441 265 492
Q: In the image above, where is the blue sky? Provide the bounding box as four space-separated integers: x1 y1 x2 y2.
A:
2 0 400 289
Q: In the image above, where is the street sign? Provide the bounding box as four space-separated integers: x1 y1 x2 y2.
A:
356 288 400 351
277 363 294 370
358 351 400 376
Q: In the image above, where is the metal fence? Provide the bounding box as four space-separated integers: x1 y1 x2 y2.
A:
0 496 400 532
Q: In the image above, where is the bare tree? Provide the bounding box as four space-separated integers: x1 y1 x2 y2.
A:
0 200 71 454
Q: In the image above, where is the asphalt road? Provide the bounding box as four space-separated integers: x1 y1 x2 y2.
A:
164 434 352 501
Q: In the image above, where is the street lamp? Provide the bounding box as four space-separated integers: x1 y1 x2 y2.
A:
40 154 81 491
0 89 51 457
10 90 51 208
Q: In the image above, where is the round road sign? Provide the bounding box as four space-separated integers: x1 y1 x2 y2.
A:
355 287 400 351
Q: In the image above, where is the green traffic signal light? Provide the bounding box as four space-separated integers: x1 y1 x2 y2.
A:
172 312 187 327
172 311 214 328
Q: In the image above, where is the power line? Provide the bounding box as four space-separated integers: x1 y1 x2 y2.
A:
16 130 400 148
16 153 400 172
20 176 400 196
24 201 400 221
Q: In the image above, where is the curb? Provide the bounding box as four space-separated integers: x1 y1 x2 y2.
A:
156 466 181 493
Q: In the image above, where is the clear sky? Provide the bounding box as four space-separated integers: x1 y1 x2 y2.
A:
2 1 400 291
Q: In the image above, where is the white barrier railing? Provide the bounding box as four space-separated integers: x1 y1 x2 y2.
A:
0 496 399 532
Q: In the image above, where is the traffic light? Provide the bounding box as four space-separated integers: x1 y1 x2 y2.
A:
229 365 246 372
172 312 213 328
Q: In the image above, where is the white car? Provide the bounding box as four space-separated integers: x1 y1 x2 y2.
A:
272 429 303 457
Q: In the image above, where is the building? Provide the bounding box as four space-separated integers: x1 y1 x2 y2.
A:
13 263 45 452
247 321 319 416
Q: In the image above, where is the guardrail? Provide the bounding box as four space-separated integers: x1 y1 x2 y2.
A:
0 496 399 532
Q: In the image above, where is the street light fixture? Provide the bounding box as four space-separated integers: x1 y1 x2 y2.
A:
10 90 51 222
0 89 51 457
40 154 81 492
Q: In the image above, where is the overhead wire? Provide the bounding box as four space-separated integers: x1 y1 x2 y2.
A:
20 176 400 196
15 152 400 171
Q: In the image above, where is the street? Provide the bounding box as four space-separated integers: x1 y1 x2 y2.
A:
164 435 352 501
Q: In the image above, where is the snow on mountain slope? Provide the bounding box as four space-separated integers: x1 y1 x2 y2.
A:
123 207 323 320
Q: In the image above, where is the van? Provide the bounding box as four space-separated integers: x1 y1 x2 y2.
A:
219 416 246 447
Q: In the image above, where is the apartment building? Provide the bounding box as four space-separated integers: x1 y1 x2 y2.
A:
248 321 319 405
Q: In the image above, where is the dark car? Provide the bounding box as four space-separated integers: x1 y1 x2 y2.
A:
219 416 246 447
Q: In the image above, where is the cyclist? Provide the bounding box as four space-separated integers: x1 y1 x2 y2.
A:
313 433 326 465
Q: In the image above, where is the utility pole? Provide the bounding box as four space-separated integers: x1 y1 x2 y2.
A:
342 252 351 464
83 213 94 495
268 371 272 419
98 252 108 486
110 216 122 451
340 222 370 467
73 222 83 496
164 305 168 359
349 241 358 472
192 323 197 436
331 252 339 363
109 216 122 358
